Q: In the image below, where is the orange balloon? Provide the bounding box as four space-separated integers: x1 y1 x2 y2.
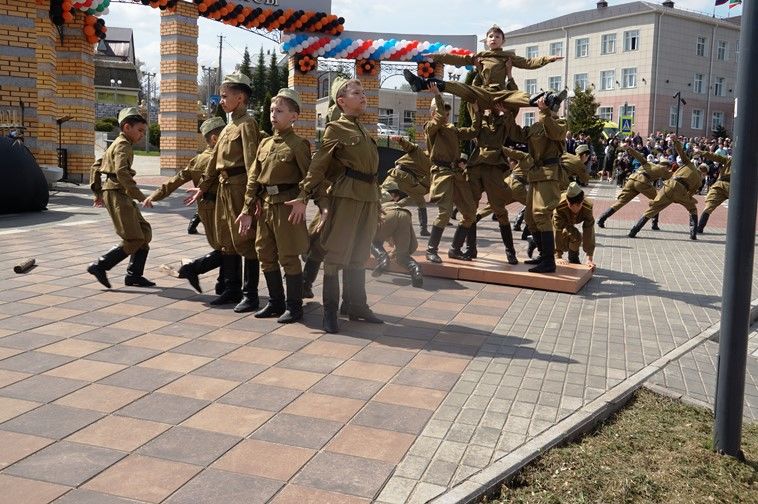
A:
62 11 73 22
83 25 95 36
198 4 207 12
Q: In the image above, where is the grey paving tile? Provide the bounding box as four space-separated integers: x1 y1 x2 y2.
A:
0 332 63 351
87 345 161 365
248 334 311 352
353 402 432 435
0 375 88 403
310 374 384 401
172 340 238 358
393 367 459 392
277 353 344 374
218 383 301 412
0 404 103 439
192 360 266 382
77 327 143 344
53 489 146 504
251 413 342 450
137 427 240 466
293 452 394 499
99 367 182 391
352 346 416 367
117 393 209 424
0 351 74 374
164 468 282 504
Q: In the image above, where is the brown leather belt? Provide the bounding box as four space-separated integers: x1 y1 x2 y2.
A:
344 167 376 184
432 159 455 168
203 191 216 202
719 175 730 182
534 157 560 167
263 183 298 195
673 177 691 191
513 175 528 185
222 166 246 177
397 166 418 179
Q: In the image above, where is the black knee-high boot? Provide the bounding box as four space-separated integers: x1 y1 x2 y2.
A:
322 273 340 333
178 250 222 293
426 226 444 263
279 273 304 324
499 224 518 265
87 246 128 289
255 269 286 318
211 254 242 305
187 213 201 234
234 258 260 313
125 248 156 287
628 216 649 238
417 207 430 237
528 232 556 273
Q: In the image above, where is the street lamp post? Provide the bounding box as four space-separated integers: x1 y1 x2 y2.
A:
144 71 156 152
673 91 686 136
110 78 122 104
201 65 217 113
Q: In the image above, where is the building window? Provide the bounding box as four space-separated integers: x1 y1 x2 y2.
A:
670 106 683 128
714 77 725 97
600 70 615 91
601 34 616 55
526 46 539 58
525 79 537 94
574 73 588 92
697 36 706 57
549 42 563 57
597 107 613 121
717 40 727 60
693 73 705 94
691 109 704 130
622 68 637 88
379 108 394 127
403 110 415 129
623 30 639 51
319 78 330 99
712 111 724 131
619 105 636 122
548 76 562 92
575 38 589 58
523 112 535 127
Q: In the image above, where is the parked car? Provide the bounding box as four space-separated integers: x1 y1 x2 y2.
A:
376 123 399 136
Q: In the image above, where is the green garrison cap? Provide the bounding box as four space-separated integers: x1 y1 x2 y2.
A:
331 76 349 101
566 181 583 199
575 144 590 155
200 117 226 136
223 72 252 89
275 88 302 113
383 180 400 192
118 107 144 124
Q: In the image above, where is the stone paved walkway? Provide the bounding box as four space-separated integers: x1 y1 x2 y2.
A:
0 180 755 504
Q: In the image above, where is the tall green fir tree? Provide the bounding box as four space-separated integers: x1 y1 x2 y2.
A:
253 47 267 111
567 86 605 154
239 46 253 80
259 92 273 135
267 52 281 96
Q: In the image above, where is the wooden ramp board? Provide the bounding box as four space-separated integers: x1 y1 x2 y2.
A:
369 251 593 294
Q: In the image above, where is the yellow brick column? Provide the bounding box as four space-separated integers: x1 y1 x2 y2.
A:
56 15 96 181
159 2 199 175
415 63 444 149
360 61 379 138
0 0 39 154
35 3 59 167
288 56 316 149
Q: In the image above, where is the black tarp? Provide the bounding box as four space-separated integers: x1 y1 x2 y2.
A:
0 137 49 214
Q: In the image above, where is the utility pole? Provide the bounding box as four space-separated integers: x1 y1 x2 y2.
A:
217 35 224 91
202 65 216 112
145 71 156 152
713 2 757 459
673 91 686 136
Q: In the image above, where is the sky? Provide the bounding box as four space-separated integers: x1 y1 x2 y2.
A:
104 0 743 90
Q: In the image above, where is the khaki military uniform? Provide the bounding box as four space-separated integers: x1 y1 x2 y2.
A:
644 162 704 218
476 146 530 219
198 108 261 258
433 49 553 110
466 111 515 225
375 200 418 264
149 147 219 250
300 113 380 271
701 151 731 214
512 110 567 232
559 152 591 190
426 95 479 228
89 133 151 255
381 137 431 208
241 128 311 275
611 148 672 211
553 194 595 257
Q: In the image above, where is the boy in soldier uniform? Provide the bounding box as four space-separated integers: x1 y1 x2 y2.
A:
236 89 310 324
292 78 383 333
87 107 155 289
697 150 731 233
553 182 596 271
144 117 226 294
382 135 432 236
186 73 261 312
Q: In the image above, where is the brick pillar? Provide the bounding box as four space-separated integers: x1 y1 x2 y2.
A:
56 16 95 182
159 2 198 175
288 56 316 149
0 1 38 153
35 4 59 167
415 63 444 149
360 61 380 137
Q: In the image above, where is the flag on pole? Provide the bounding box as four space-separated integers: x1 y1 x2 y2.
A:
729 0 742 8
715 0 728 5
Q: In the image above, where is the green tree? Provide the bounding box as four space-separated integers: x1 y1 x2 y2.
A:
267 52 281 97
239 46 253 80
281 59 289 88
253 47 267 110
259 92 272 135
712 124 728 139
567 86 605 155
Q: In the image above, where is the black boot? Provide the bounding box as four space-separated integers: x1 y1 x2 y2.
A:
87 246 128 289
322 273 340 333
697 212 710 233
255 269 285 318
426 226 444 263
568 250 581 264
178 250 222 293
403 69 430 92
448 225 471 260
125 248 156 287
215 260 225 295
211 254 242 305
651 214 661 231
597 207 615 228
418 207 430 237
450 207 458 223
499 224 519 265
346 268 383 324
463 224 477 260
278 274 304 324
187 213 201 235
545 89 568 113
525 232 542 264
628 216 649 238
406 258 423 288
234 258 260 313
528 91 546 106
521 225 531 241
513 208 525 231
689 212 698 240
371 242 390 277
302 259 320 299
528 232 556 273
